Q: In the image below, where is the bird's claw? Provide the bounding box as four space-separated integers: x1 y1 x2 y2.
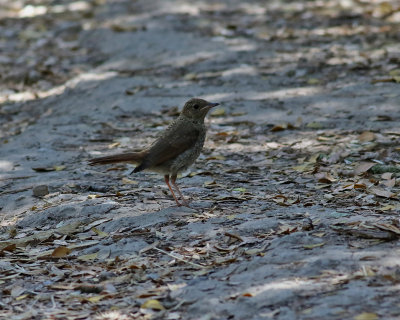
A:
175 199 191 208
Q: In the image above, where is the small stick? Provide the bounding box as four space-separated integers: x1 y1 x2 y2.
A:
224 232 244 242
153 247 205 269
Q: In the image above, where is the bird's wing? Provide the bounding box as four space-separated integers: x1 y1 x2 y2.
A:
133 121 200 173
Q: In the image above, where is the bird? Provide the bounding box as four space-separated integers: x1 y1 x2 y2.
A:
88 98 219 206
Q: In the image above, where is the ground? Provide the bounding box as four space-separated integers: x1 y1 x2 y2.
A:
1 0 400 319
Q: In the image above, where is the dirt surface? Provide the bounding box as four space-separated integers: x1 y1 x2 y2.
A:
1 0 400 319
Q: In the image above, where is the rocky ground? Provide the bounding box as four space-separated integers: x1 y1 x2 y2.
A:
1 0 400 319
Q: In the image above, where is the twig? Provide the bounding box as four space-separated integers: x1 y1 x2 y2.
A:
170 299 187 311
51 295 57 309
224 232 243 242
371 78 397 84
88 192 125 198
153 247 205 269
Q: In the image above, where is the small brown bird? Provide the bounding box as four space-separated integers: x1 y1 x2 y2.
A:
89 98 219 206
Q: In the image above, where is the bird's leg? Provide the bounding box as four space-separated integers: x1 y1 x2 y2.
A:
171 175 190 207
164 175 182 206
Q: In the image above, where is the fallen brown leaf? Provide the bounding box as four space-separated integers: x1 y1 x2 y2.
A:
354 162 376 175
369 187 396 198
51 246 71 258
358 131 375 142
381 178 395 188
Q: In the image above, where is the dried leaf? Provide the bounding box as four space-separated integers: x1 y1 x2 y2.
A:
381 178 395 188
206 155 226 160
108 142 120 148
1 244 17 253
121 177 138 184
15 294 29 301
293 163 312 172
183 73 197 81
316 136 330 142
242 292 253 297
91 227 108 238
231 111 247 116
210 108 226 117
51 246 71 258
379 204 397 211
77 252 98 261
141 299 165 311
332 225 396 240
354 162 376 175
0 221 83 251
369 187 395 199
381 172 393 180
204 180 216 186
86 295 108 303
354 312 378 320
32 167 55 172
111 23 139 32
354 183 367 189
84 218 113 231
303 242 325 250
371 115 392 121
277 225 298 234
314 232 325 237
244 248 265 255
374 223 400 235
389 69 400 77
316 172 336 183
216 131 229 136
271 124 287 132
358 131 375 142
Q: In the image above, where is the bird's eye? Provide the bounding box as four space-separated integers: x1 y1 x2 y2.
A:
193 104 199 110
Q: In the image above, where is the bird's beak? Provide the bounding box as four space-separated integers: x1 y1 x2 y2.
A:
204 102 219 109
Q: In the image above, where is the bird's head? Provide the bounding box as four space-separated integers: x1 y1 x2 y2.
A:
180 98 219 121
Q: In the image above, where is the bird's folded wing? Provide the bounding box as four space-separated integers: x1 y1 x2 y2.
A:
134 124 200 172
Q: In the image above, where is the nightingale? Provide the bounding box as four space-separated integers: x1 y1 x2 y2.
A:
89 98 219 206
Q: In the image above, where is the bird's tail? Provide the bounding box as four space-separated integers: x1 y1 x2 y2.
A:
88 151 146 166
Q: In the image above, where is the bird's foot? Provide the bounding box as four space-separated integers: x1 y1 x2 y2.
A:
181 200 191 208
174 199 191 208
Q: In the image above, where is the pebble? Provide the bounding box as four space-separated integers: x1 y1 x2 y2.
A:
32 185 49 197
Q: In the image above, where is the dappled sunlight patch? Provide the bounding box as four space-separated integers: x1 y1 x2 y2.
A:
245 279 311 296
204 86 323 104
19 1 91 18
94 310 131 320
66 71 118 89
18 5 47 18
0 160 14 172
0 91 37 104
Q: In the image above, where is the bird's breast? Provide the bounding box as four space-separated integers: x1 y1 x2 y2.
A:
169 129 206 174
